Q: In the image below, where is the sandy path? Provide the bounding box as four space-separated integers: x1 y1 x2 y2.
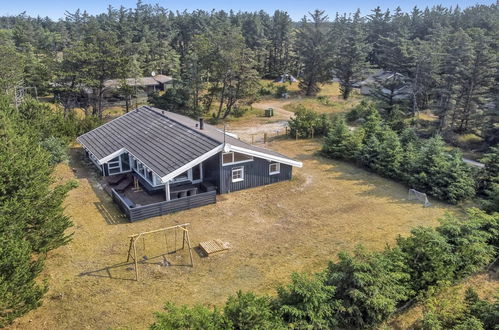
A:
226 99 295 142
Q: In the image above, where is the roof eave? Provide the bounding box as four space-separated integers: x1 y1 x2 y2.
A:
227 144 303 168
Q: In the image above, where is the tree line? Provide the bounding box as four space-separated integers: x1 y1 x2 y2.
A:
0 96 99 326
288 102 498 209
0 2 497 136
150 208 498 329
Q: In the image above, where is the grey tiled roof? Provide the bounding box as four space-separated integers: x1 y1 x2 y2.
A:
77 107 220 177
77 106 299 178
154 108 295 161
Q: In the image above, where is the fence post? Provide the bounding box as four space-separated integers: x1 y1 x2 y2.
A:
264 133 267 143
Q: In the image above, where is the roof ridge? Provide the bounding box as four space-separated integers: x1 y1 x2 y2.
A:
144 106 224 146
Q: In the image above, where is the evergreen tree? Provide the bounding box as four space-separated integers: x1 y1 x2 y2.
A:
397 227 458 292
322 116 362 160
277 272 336 329
332 11 370 99
325 247 411 328
295 10 332 96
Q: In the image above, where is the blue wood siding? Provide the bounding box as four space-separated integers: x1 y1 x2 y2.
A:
219 156 292 193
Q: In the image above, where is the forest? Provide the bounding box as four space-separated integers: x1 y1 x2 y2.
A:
0 1 498 328
0 1 497 136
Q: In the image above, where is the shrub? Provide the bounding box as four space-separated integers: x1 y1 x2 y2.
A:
275 85 288 98
436 212 496 277
231 106 247 118
317 95 333 106
325 247 412 328
412 137 476 204
288 106 331 138
259 82 276 96
224 291 284 329
397 227 458 292
151 302 225 329
40 136 69 165
322 116 363 160
277 272 336 329
345 100 373 123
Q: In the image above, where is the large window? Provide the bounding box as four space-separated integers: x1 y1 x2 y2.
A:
222 152 253 166
269 163 280 175
120 153 130 171
232 166 244 183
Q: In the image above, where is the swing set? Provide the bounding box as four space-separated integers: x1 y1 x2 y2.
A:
126 223 194 281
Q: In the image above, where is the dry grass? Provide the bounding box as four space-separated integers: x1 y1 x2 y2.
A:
9 139 459 330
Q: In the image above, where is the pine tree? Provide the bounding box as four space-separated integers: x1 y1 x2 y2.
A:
295 10 332 96
332 11 370 99
322 116 362 160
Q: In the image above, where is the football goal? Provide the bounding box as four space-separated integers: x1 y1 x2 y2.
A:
408 189 432 207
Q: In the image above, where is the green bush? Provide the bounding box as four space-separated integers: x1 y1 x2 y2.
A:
288 106 331 138
224 291 284 329
345 100 374 123
40 136 69 165
275 85 288 98
397 227 458 292
277 272 335 328
231 106 248 118
321 116 363 160
151 302 225 329
149 87 195 116
436 213 496 277
326 247 412 328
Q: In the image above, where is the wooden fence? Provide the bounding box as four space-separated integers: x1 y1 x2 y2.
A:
112 189 217 222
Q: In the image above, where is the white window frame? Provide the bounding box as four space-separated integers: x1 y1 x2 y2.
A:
232 166 244 183
269 162 280 175
222 152 253 166
171 163 203 184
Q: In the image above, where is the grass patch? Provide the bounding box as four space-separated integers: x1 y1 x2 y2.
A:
11 139 457 329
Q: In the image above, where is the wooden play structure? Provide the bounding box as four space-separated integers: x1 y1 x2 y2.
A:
199 239 229 256
126 223 193 280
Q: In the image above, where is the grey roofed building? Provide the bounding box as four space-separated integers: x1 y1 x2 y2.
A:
103 75 173 88
77 106 302 221
77 106 300 180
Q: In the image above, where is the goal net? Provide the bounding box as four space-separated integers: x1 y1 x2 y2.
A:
408 189 431 207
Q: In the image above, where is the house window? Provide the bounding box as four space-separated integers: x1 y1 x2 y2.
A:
269 163 280 175
173 170 189 183
108 156 121 174
121 153 130 171
146 169 153 183
232 166 244 182
137 163 145 176
192 163 202 182
222 152 253 165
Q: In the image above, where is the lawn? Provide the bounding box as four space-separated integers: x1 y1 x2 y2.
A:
10 139 458 329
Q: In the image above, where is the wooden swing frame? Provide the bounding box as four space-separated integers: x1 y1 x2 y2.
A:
126 223 194 281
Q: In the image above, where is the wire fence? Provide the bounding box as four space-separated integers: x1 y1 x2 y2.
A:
240 126 290 145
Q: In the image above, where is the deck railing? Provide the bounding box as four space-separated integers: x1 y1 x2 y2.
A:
111 189 217 222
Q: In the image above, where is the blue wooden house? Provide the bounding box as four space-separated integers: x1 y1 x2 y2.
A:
77 106 302 221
